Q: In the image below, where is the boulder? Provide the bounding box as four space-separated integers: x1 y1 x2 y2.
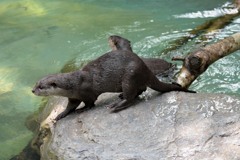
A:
39 91 240 160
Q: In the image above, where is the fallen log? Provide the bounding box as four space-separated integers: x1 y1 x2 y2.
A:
173 32 240 88
235 0 240 8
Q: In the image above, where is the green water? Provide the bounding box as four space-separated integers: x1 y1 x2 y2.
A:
0 0 239 159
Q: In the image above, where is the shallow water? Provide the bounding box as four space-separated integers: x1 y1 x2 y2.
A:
0 0 239 159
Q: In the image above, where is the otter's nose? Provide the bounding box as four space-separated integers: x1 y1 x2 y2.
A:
32 90 35 93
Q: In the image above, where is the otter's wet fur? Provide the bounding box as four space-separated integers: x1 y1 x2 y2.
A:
33 49 195 121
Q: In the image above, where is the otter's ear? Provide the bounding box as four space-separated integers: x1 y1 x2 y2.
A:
51 82 57 88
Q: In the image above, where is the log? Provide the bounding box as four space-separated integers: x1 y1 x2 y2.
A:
235 0 240 8
173 32 240 88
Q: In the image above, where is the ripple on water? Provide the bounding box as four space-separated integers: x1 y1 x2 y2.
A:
174 2 238 19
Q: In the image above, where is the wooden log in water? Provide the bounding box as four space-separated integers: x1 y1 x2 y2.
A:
173 32 240 88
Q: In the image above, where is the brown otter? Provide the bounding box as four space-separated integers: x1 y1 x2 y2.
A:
108 35 174 76
32 50 195 120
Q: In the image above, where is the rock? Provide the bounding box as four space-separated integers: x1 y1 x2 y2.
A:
40 91 240 160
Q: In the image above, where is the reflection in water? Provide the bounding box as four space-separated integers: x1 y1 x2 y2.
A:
0 0 239 159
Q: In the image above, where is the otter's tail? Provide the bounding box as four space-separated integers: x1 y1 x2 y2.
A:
148 74 196 93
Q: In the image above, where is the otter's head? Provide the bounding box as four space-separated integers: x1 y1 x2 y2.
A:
32 74 74 97
108 35 133 52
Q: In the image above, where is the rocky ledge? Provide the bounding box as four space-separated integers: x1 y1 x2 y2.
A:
38 91 240 160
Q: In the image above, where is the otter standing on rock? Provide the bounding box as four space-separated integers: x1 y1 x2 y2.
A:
32 44 195 121
108 35 174 76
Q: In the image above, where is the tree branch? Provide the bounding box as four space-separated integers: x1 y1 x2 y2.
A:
175 32 240 88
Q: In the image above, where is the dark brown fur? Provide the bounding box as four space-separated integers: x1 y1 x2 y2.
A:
108 35 174 75
32 50 195 120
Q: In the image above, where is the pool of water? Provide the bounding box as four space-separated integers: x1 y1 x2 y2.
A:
0 0 239 159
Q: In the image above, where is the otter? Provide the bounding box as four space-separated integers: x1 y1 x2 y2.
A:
108 35 174 75
32 50 195 121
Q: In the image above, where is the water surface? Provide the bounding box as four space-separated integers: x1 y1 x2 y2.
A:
0 0 239 159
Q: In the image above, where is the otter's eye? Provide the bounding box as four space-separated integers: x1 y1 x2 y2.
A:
51 83 57 88
38 85 43 90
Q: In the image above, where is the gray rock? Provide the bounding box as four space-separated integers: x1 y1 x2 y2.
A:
40 91 240 160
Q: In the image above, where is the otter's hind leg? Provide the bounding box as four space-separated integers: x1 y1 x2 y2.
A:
118 88 146 100
110 79 140 112
55 98 81 121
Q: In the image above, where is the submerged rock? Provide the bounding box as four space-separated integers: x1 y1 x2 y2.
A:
39 91 240 160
